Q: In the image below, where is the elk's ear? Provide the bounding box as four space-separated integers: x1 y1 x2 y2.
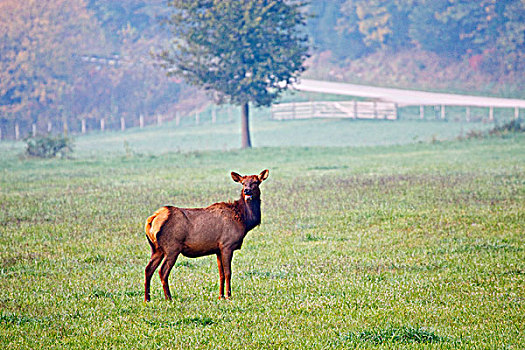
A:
231 172 243 183
258 169 269 182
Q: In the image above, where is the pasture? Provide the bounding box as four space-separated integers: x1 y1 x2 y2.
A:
0 118 524 349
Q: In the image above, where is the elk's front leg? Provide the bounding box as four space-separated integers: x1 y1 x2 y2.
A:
216 253 225 299
220 249 234 299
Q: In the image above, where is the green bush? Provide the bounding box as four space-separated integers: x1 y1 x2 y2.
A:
458 119 523 141
490 118 524 135
25 135 74 158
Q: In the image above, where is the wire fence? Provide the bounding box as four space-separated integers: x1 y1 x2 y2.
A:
0 105 240 141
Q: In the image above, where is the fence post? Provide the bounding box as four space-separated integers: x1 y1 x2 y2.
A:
176 112 181 126
48 121 52 133
354 101 358 119
466 106 471 122
81 119 86 134
139 115 144 128
420 106 424 120
489 106 494 122
32 123 37 137
195 112 200 125
63 120 68 136
157 114 162 126
515 107 519 120
373 101 378 119
440 105 446 120
394 103 399 120
311 101 316 118
100 118 105 132
15 124 20 140
120 117 125 131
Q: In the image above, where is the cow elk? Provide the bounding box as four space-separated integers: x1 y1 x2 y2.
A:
144 169 269 301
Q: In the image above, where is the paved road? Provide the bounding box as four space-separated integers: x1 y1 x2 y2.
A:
294 79 525 109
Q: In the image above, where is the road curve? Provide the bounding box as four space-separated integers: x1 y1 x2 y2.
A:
294 79 525 109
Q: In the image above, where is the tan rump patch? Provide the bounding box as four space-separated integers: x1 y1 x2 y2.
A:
145 207 170 245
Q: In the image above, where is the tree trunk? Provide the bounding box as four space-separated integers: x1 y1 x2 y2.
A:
241 102 252 149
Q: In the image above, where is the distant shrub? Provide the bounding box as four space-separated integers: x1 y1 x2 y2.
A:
465 129 484 139
489 118 524 135
25 135 74 158
458 119 523 141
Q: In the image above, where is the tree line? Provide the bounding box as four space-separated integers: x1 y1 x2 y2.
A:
308 0 524 74
0 0 180 138
1 0 523 140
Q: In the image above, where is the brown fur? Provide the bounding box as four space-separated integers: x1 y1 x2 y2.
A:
144 169 269 301
145 206 171 245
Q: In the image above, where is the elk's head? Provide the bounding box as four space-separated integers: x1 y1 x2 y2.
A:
231 169 269 202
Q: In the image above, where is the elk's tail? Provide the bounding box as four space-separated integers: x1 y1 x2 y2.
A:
145 206 171 248
145 214 156 246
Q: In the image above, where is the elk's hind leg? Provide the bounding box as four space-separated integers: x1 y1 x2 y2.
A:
159 250 180 301
145 249 164 302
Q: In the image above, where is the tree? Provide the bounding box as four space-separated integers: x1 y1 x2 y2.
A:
351 0 413 50
87 0 168 46
409 0 487 58
408 0 523 72
493 0 524 74
306 0 367 61
0 0 102 127
158 0 309 148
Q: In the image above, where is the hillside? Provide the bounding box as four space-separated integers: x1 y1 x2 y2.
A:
305 49 525 99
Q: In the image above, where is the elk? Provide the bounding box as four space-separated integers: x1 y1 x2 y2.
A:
144 169 269 301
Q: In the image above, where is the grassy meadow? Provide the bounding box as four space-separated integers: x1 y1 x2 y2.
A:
0 117 524 349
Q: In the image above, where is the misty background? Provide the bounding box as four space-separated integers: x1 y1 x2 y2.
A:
0 0 523 140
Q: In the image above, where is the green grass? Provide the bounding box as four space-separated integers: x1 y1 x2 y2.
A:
0 119 524 349
2 115 491 159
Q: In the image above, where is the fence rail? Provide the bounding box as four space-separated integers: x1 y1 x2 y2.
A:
271 101 398 120
0 105 240 141
0 114 176 141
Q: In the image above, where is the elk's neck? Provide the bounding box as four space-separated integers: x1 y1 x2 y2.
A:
237 196 261 232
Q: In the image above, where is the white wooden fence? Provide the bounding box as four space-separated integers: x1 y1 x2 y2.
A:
271 101 398 120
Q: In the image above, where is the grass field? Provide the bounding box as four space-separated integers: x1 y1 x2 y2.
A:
1 118 524 349
3 110 493 158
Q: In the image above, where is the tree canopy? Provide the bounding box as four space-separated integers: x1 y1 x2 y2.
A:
330 0 524 73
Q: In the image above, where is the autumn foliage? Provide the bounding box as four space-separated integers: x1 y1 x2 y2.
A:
0 0 178 138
